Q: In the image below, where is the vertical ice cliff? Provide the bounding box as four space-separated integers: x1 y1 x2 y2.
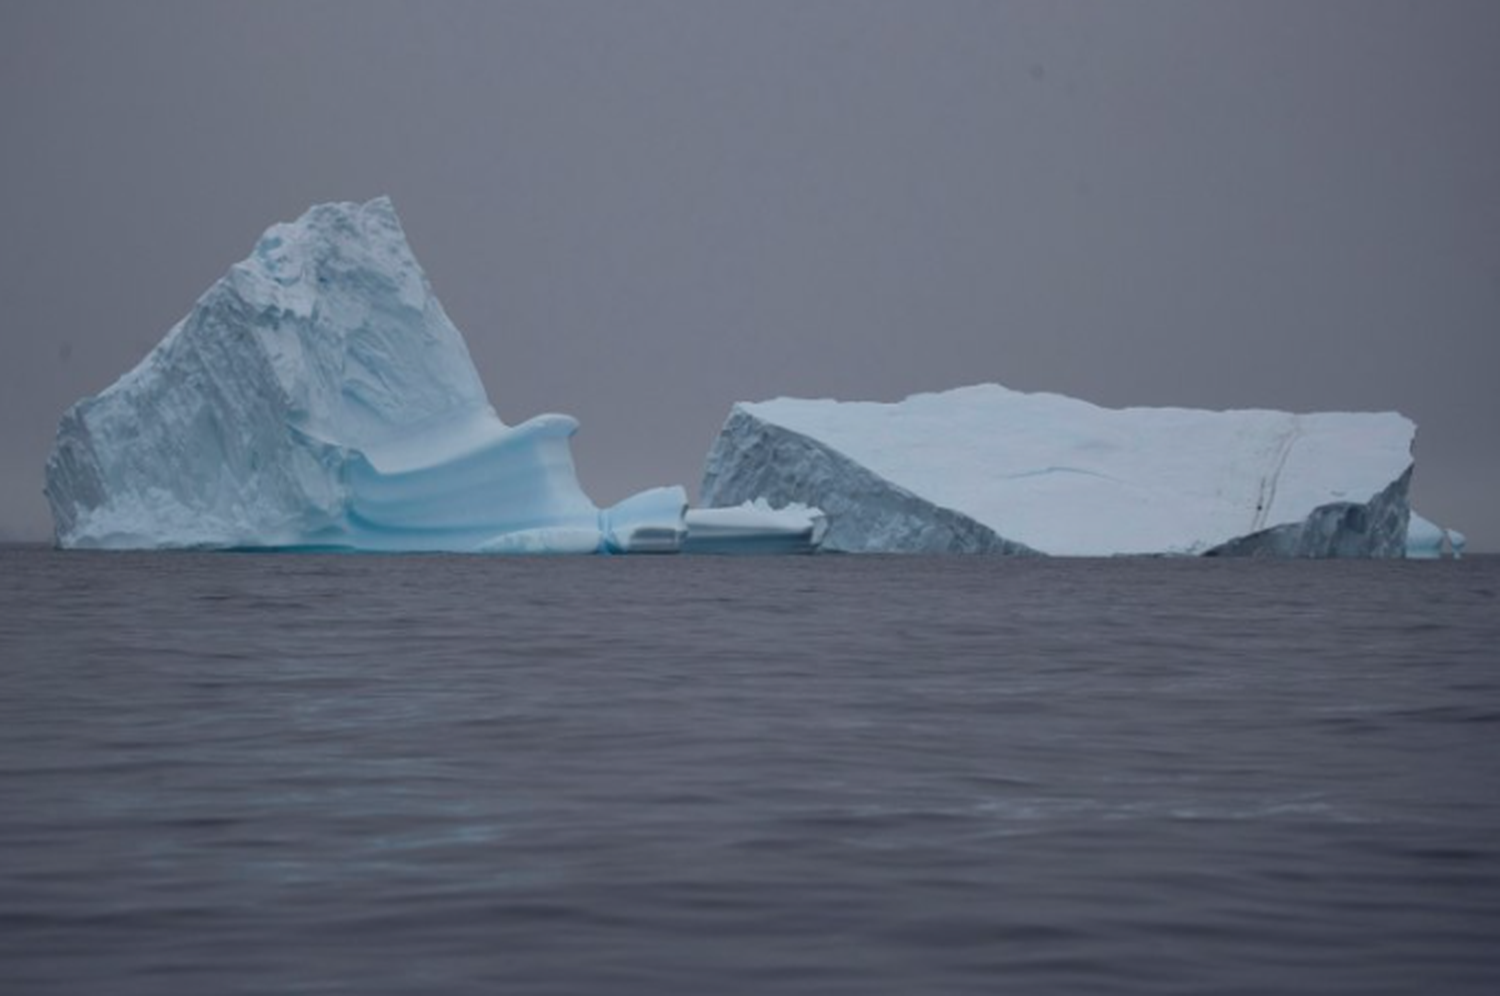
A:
45 198 685 552
700 385 1417 557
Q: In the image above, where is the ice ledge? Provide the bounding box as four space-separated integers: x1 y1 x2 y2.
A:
682 499 828 555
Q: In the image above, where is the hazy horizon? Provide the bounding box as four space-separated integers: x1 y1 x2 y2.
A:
2 1 1495 549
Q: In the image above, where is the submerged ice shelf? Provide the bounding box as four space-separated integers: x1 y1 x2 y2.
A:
44 198 685 553
701 384 1432 557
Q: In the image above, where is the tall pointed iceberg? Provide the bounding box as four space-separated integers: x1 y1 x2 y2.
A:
45 197 684 552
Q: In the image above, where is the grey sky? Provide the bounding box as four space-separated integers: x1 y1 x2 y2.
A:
2 0 1496 548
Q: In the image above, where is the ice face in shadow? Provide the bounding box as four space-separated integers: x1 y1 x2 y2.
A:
700 384 1417 557
45 198 684 552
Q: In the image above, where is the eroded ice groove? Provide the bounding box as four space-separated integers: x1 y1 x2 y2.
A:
700 384 1418 557
45 198 684 553
682 499 827 555
1405 511 1466 560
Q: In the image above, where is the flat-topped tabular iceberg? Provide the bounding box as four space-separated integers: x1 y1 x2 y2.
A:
700 384 1417 557
45 197 685 552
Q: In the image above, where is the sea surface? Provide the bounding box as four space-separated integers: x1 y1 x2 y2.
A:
1 547 1497 995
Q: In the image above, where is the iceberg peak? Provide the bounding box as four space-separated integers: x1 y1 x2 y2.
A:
45 198 682 552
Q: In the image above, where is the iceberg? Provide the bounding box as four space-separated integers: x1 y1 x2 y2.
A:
682 500 827 555
45 197 685 553
1405 512 1465 559
700 384 1416 557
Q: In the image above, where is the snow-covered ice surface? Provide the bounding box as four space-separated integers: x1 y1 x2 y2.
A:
701 384 1417 557
682 500 827 555
45 198 684 553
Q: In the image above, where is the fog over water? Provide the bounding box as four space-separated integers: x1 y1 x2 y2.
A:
1 1 1496 547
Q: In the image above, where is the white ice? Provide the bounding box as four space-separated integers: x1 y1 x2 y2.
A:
1406 511 1465 560
683 499 827 554
701 384 1416 557
45 198 685 553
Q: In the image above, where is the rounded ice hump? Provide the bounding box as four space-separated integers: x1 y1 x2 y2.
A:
44 197 685 553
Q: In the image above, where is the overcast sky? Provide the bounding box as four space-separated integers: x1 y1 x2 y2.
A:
2 0 1496 548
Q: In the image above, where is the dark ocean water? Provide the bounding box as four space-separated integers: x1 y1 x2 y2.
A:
1 547 1497 995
